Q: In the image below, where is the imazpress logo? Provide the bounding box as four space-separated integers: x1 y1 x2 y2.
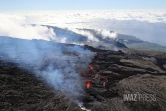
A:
123 92 156 102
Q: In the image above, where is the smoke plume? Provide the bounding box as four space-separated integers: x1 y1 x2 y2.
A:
0 14 94 101
97 29 117 39
67 28 99 42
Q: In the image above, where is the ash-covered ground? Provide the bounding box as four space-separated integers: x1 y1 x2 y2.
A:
0 37 166 111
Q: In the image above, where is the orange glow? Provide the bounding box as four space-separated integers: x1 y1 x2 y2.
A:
83 73 87 76
89 65 94 70
86 81 92 88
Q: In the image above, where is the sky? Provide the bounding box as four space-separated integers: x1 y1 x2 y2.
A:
0 0 166 11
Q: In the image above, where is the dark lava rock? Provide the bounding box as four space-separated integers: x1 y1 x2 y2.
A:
0 60 81 111
83 47 166 111
1 42 166 111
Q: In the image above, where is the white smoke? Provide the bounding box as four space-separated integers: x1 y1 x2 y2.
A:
97 29 117 39
67 28 99 42
0 13 95 102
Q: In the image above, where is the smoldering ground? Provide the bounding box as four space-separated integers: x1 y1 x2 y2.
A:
0 36 94 101
0 14 96 102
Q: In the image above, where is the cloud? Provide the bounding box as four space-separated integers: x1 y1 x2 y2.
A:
11 10 164 46
92 19 166 46
0 14 56 41
1 10 166 46
17 10 166 27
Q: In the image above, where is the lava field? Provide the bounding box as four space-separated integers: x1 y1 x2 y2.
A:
1 44 166 111
81 45 166 111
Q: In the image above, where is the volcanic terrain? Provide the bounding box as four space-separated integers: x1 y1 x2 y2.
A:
0 38 166 111
82 46 166 111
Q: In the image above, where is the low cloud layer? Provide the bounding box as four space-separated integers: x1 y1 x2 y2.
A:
3 10 163 46
1 10 166 45
93 19 166 46
0 14 56 41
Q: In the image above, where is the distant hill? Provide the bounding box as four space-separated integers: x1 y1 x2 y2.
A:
45 26 166 52
116 34 166 52
114 41 128 48
79 28 166 52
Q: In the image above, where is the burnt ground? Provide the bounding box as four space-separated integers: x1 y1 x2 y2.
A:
83 46 166 111
0 60 82 111
1 45 166 111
